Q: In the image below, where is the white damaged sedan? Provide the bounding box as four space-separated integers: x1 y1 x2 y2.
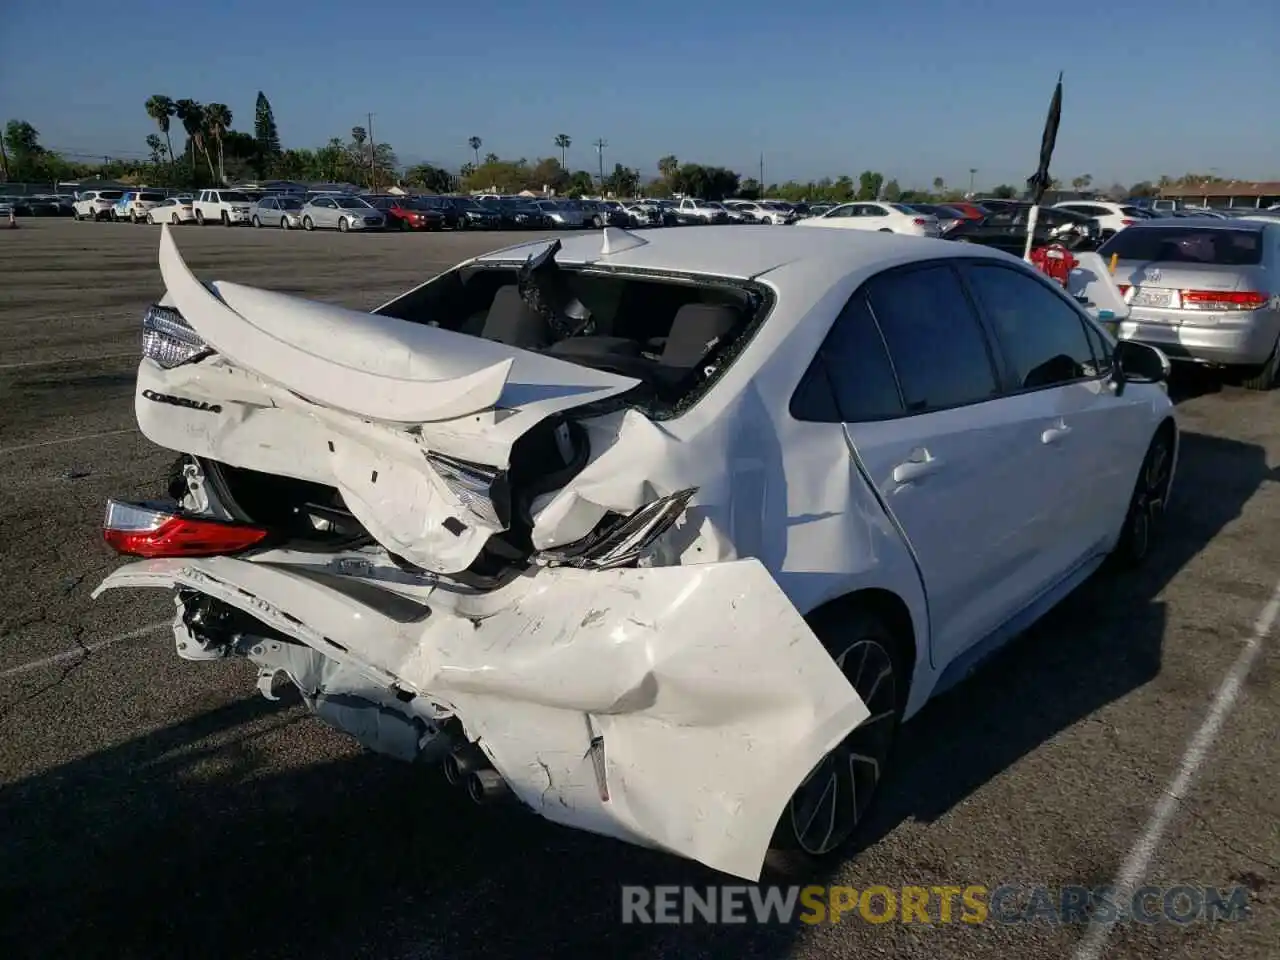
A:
95 224 1177 880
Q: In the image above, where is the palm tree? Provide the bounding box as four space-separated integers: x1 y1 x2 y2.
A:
932 176 945 193
175 100 216 183
468 136 482 167
145 95 176 165
173 100 202 178
484 152 499 165
554 134 571 168
204 103 232 184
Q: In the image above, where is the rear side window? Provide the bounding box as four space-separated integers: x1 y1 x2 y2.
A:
1099 227 1262 265
964 264 1099 389
790 295 903 423
865 264 999 412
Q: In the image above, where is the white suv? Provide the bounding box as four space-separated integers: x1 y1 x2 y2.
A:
193 189 254 226
1052 201 1149 238
73 190 125 221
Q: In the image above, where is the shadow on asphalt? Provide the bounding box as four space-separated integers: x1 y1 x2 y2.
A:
0 431 1273 960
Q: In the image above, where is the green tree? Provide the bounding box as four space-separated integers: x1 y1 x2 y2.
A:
174 100 214 181
990 183 1017 199
856 170 884 200
253 92 281 171
554 134 571 168
145 134 165 164
405 163 454 193
883 178 902 202
1128 181 1158 198
484 152 499 165
567 170 595 196
468 136 482 167
1070 173 1093 191
204 103 232 183
932 176 945 193
145 95 176 165
736 178 762 200
3 120 55 180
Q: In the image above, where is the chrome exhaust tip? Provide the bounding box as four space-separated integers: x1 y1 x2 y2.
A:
467 767 510 804
443 742 489 786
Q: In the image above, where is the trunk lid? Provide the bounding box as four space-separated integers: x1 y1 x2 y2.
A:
146 227 642 575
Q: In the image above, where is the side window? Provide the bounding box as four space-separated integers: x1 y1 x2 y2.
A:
964 264 1099 389
865 264 1000 411
1082 320 1113 375
790 294 903 423
867 205 889 217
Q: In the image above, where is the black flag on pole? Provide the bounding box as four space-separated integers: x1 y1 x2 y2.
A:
1026 73 1063 205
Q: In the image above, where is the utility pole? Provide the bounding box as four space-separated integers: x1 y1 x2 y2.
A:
759 153 764 194
593 138 607 195
367 113 377 193
968 168 977 196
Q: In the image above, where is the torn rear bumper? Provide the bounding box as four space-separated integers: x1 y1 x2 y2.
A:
94 555 868 879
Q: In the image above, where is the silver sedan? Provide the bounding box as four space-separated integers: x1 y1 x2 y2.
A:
298 196 386 232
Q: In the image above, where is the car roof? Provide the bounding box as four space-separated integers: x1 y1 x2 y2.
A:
1117 217 1269 233
471 223 1011 281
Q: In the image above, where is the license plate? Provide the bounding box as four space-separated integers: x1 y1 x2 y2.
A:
1131 288 1173 308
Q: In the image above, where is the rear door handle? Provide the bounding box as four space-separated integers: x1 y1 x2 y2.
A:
892 451 943 484
1042 423 1073 444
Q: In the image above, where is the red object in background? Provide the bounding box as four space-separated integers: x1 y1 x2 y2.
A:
943 202 988 220
1028 244 1077 287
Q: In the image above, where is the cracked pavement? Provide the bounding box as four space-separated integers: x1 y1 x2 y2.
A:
0 219 1276 960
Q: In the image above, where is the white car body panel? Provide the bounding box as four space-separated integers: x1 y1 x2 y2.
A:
94 554 869 881
797 202 941 238
97 225 1176 879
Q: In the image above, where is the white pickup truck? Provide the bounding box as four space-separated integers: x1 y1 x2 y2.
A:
676 198 731 224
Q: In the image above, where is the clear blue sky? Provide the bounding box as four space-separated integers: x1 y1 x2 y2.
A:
2 0 1276 188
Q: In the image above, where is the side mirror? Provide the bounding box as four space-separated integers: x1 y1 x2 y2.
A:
1112 340 1171 392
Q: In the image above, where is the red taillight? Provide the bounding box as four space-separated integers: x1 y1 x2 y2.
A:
1118 284 1131 294
1180 290 1269 311
1121 219 1137 226
103 499 268 558
913 218 929 226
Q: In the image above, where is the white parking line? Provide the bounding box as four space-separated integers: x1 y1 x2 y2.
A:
0 428 137 455
1072 580 1279 960
0 353 136 371
0 620 170 681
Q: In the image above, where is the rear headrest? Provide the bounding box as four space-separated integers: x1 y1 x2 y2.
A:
660 303 740 369
482 285 550 349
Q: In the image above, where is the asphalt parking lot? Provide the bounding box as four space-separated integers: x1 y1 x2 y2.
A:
0 217 1275 960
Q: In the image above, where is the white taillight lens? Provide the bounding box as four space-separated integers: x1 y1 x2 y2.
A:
425 452 509 528
142 304 209 368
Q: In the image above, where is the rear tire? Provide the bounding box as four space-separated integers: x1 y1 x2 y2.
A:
171 213 180 225
302 216 314 231
1112 424 1175 567
1240 343 1280 391
878 228 893 233
146 213 154 225
772 603 907 859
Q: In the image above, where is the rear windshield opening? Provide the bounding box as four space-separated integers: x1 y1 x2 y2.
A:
1100 228 1263 266
376 262 769 418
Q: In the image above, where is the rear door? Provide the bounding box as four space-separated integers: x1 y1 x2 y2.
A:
959 260 1148 561
835 262 1062 665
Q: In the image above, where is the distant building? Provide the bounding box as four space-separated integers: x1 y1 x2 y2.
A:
1157 180 1280 210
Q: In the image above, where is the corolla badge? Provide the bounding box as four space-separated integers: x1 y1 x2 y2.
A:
1144 268 1162 283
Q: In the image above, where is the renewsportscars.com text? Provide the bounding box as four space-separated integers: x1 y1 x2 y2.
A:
620 884 1251 925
